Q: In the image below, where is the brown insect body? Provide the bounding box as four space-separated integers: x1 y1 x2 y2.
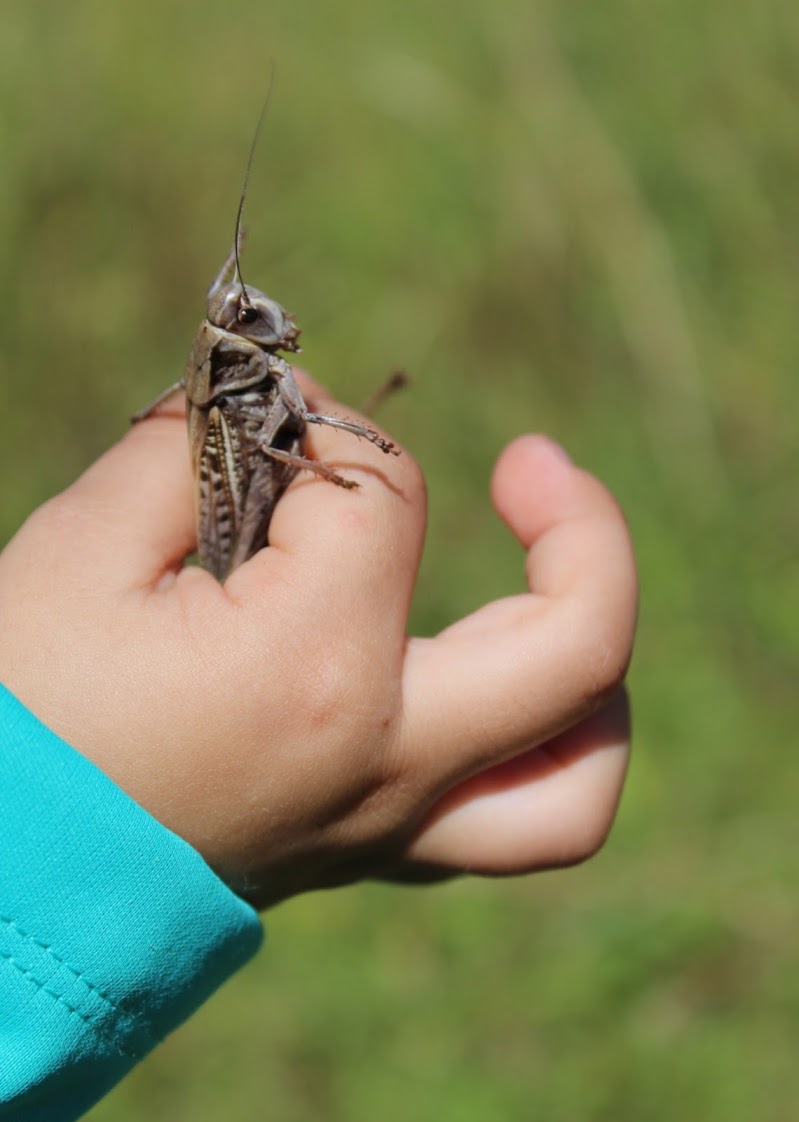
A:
134 248 398 581
186 252 305 579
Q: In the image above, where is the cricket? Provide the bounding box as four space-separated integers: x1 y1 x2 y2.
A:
133 92 400 582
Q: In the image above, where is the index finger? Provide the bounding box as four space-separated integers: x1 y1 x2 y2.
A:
17 405 196 592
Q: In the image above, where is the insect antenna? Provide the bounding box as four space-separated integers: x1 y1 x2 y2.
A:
233 63 276 310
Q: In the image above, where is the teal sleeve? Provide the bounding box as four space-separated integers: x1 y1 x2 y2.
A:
0 683 264 1120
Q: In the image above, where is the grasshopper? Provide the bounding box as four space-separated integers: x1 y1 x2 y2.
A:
134 103 400 582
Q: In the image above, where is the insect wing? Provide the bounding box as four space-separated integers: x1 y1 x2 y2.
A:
194 405 245 580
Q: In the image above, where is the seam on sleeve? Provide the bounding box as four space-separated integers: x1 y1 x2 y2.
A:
0 916 152 1058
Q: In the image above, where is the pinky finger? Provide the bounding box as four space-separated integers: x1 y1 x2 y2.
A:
404 689 631 875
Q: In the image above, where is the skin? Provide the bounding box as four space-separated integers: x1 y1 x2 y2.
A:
0 373 637 909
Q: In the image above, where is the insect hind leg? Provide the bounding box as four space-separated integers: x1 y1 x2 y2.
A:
268 358 399 457
302 412 399 456
256 440 359 490
131 380 185 423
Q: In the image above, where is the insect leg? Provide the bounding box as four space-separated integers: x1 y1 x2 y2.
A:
302 412 399 455
254 439 359 489
269 359 399 456
131 380 185 423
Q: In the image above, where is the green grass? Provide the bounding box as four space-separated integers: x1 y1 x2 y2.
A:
2 0 798 1118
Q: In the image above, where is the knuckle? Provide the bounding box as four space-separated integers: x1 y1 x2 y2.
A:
571 606 635 708
586 633 632 704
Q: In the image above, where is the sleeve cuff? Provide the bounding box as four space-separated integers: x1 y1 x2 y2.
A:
0 682 263 1120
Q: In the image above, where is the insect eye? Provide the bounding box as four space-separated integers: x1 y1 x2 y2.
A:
238 306 259 324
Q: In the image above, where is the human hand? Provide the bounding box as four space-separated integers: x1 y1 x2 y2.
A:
0 374 636 909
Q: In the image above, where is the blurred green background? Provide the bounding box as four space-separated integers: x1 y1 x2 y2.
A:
2 0 798 1118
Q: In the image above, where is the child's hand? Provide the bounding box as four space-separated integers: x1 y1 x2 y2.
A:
0 375 636 908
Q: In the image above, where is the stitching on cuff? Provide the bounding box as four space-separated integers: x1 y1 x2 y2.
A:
0 916 153 1058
